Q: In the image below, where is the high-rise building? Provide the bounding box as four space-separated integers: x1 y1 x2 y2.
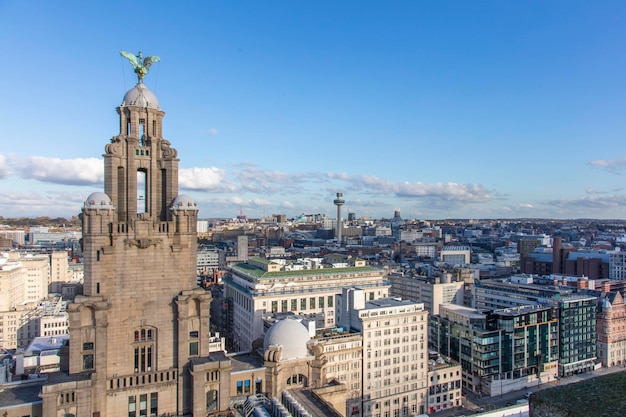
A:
41 58 212 417
556 295 597 377
336 288 430 417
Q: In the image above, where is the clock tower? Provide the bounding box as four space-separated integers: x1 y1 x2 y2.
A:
41 54 213 417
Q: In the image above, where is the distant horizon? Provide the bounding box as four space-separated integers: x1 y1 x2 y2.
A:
2 2 626 220
3 214 626 225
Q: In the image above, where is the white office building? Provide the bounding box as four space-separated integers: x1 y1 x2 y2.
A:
336 288 430 417
224 257 389 351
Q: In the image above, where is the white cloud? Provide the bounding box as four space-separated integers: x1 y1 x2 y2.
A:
0 191 85 217
179 167 234 191
585 188 609 195
547 195 626 211
327 173 491 203
209 128 218 135
236 166 308 194
18 157 103 185
0 154 10 178
588 157 626 173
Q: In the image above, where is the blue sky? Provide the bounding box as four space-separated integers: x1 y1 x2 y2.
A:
1 1 626 220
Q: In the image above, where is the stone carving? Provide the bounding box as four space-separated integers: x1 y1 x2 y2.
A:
161 139 178 159
105 137 123 155
264 345 283 362
125 237 162 249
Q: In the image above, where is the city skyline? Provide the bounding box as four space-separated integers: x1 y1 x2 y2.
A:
2 1 626 220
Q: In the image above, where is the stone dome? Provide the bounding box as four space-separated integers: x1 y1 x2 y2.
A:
84 192 114 209
263 318 311 360
170 195 197 210
122 83 159 109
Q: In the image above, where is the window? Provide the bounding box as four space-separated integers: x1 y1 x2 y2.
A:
83 342 94 351
301 298 307 310
134 329 153 341
291 299 297 311
319 296 324 309
133 327 155 372
271 301 278 313
139 394 147 417
150 392 158 416
237 381 243 395
206 390 218 411
189 330 199 356
328 295 334 307
128 396 136 417
310 297 316 309
83 354 94 370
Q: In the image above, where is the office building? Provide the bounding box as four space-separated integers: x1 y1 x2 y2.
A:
224 257 389 351
426 354 463 414
473 276 574 310
439 246 470 265
430 303 559 396
597 291 626 367
336 288 430 417
609 250 626 280
389 272 464 315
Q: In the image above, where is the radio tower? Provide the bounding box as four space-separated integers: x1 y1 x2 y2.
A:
333 192 345 243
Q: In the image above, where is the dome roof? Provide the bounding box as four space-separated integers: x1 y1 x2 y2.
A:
122 83 159 109
264 318 311 360
84 192 114 209
171 194 197 210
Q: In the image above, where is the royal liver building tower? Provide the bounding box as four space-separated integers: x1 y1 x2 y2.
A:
42 52 214 417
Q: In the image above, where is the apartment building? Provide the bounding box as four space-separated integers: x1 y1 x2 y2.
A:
557 295 597 376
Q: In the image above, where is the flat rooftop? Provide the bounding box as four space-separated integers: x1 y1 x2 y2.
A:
227 351 265 373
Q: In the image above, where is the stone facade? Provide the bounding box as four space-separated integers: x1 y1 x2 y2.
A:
41 79 213 417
